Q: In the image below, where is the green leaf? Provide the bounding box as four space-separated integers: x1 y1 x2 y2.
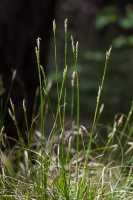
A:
119 13 133 29
112 36 127 48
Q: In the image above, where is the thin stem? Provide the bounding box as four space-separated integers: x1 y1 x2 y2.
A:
1 70 16 128
53 20 59 100
88 46 112 153
82 46 112 184
36 38 44 135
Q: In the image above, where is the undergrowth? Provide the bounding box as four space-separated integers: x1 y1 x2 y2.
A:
0 19 133 200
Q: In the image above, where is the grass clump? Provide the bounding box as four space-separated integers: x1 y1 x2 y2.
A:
0 19 133 200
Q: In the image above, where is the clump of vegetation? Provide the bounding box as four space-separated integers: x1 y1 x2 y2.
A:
0 19 133 200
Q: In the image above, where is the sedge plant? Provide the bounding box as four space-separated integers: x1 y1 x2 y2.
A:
0 19 133 200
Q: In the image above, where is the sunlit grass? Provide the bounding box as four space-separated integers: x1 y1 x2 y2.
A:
0 19 133 199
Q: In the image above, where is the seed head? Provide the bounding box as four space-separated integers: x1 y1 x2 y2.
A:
99 104 104 114
106 45 112 60
36 37 41 51
63 65 68 78
53 19 56 34
71 36 75 54
12 70 17 81
97 86 101 102
23 99 26 112
64 19 68 33
117 114 124 127
10 98 14 110
71 71 76 87
76 41 79 57
8 108 15 121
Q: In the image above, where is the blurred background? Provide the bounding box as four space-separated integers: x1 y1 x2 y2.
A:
47 0 133 126
1 0 133 139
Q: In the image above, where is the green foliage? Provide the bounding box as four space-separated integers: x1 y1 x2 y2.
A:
95 5 118 29
119 11 133 29
95 4 133 48
113 35 133 48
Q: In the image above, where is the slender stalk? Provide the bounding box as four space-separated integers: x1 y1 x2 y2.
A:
53 20 59 100
82 46 112 185
35 38 44 135
64 19 68 69
71 36 80 195
121 101 133 141
71 71 76 129
1 70 16 128
9 98 24 144
88 46 112 153
23 99 29 132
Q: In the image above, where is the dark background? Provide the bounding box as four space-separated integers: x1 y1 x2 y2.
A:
0 0 133 141
49 0 133 125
